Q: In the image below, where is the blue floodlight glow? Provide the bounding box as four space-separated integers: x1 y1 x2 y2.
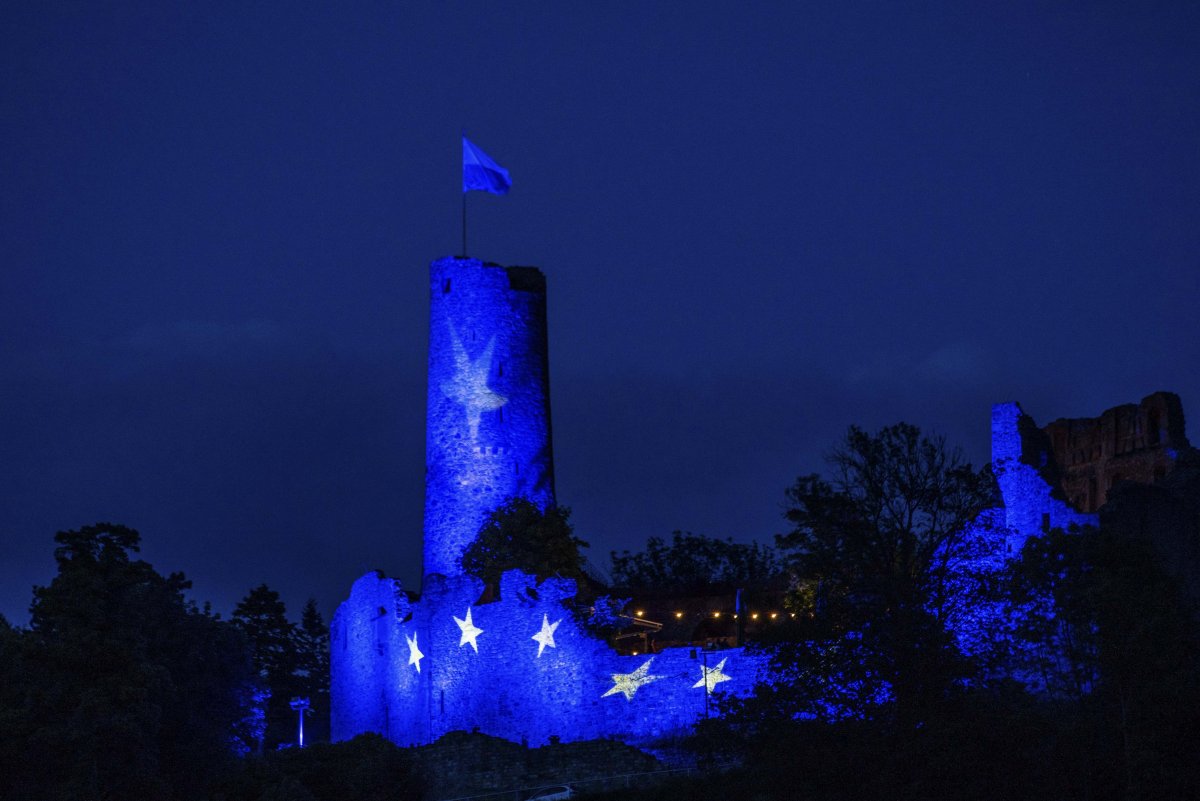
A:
330 260 1104 750
422 258 556 579
331 568 769 746
331 257 768 747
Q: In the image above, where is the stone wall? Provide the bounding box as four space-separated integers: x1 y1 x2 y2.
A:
991 402 1096 552
1043 391 1188 512
334 255 773 751
331 569 769 749
423 257 556 579
991 394 1190 551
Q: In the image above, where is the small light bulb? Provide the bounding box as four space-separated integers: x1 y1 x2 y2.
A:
674 611 683 619
636 610 644 617
751 613 759 620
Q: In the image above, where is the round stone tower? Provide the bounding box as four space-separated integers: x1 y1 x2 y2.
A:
422 256 556 578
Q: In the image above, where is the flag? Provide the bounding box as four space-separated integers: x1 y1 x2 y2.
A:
462 135 512 195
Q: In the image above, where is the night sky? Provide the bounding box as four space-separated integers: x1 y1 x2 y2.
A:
3 4 1197 626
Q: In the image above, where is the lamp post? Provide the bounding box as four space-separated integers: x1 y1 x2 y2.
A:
290 697 311 748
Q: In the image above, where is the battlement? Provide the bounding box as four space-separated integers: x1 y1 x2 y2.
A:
331 568 768 747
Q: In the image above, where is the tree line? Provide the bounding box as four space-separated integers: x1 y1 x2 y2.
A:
3 421 1197 800
0 523 419 800
461 423 1200 800
697 424 1200 801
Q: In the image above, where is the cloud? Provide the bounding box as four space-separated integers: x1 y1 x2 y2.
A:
848 341 990 386
915 342 990 383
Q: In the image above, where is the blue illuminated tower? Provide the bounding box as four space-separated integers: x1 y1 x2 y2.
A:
332 255 766 748
422 256 556 578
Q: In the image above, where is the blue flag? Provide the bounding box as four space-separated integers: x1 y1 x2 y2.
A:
462 135 512 195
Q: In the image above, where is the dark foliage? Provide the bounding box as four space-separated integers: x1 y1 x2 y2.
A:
771 423 995 722
233 584 302 751
231 587 331 750
690 683 1080 801
212 733 423 801
1008 525 1200 799
295 598 331 745
0 523 257 800
610 531 782 595
694 424 1200 800
461 497 589 588
699 523 1200 800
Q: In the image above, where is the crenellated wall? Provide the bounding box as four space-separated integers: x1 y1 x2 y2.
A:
331 569 769 747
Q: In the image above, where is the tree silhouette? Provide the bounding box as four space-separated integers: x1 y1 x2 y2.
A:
773 423 995 723
611 531 781 594
233 584 301 750
2 523 255 799
461 498 589 589
295 598 330 744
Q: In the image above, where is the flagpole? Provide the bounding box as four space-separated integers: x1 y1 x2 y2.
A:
461 191 467 258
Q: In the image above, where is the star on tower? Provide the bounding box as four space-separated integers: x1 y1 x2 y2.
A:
454 606 484 653
440 323 507 441
406 632 424 674
602 658 664 701
692 657 732 693
531 614 561 658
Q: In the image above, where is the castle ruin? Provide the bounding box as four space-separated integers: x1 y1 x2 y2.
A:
991 392 1190 553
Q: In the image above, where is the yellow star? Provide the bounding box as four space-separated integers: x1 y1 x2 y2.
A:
692 657 732 693
406 632 424 674
531 614 561 658
454 606 484 653
602 658 663 701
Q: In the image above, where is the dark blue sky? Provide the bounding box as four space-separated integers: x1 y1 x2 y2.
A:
3 3 1197 625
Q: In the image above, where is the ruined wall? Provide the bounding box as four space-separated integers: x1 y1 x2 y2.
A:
1043 391 1188 513
992 402 1096 552
423 257 555 578
331 569 769 748
991 393 1190 552
330 572 427 744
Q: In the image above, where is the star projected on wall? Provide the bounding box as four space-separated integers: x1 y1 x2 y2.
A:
441 323 507 441
454 606 484 653
406 632 425 673
531 614 561 657
602 658 664 701
692 657 732 693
